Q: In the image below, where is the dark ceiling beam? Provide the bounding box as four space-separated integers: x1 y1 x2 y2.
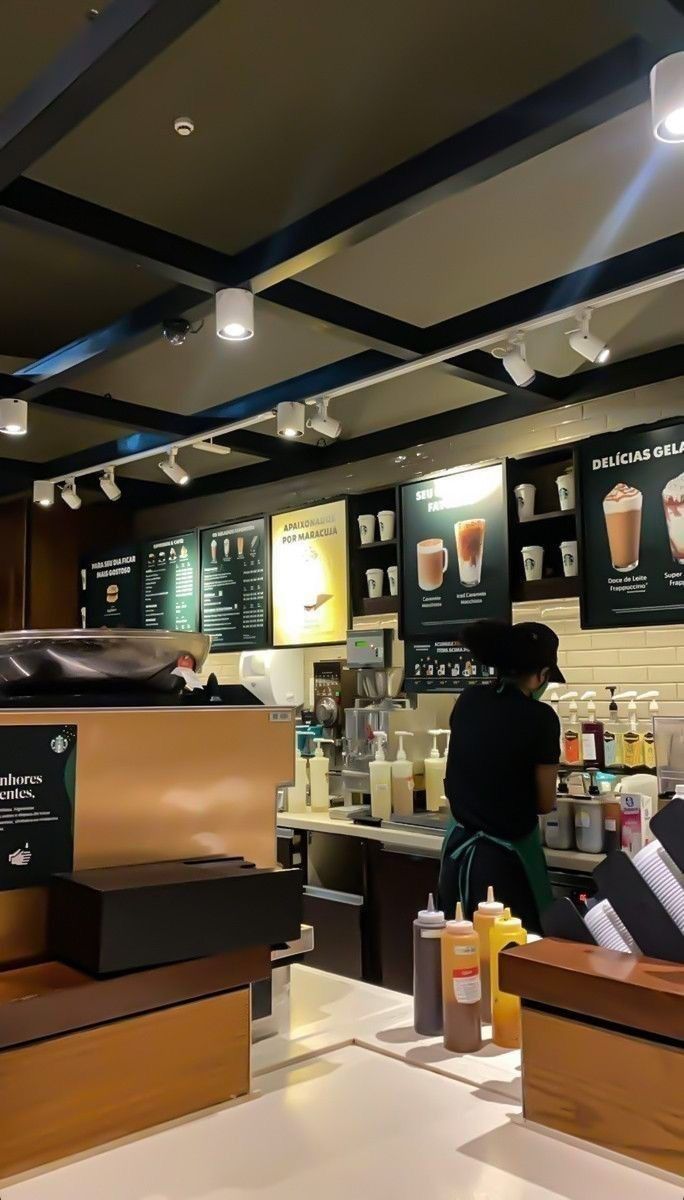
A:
0 0 219 192
423 233 684 353
31 386 290 459
4 36 657 398
228 39 656 289
37 352 391 479
141 344 684 506
14 284 206 398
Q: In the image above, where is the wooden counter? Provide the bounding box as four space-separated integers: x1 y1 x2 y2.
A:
500 939 684 1175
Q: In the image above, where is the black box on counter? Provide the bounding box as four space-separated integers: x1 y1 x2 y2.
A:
48 857 302 976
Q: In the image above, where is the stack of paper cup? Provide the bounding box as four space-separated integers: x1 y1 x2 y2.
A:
366 568 384 597
378 510 395 541
556 471 575 511
585 898 640 954
633 840 684 932
560 539 578 577
358 515 376 544
387 565 398 595
514 483 535 520
522 545 544 581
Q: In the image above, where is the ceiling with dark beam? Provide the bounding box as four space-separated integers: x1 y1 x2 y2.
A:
0 0 683 510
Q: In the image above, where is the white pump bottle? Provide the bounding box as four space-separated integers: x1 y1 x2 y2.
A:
309 737 334 811
369 731 392 821
425 729 448 812
391 731 415 817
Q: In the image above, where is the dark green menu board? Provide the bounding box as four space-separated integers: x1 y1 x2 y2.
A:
200 517 268 651
142 531 199 631
578 421 684 628
0 725 76 891
401 462 509 637
81 545 141 628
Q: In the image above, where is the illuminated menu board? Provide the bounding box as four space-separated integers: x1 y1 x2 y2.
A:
141 531 199 631
200 517 268 651
271 500 349 646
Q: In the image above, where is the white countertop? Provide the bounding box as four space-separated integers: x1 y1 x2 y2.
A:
277 809 605 872
11 966 679 1199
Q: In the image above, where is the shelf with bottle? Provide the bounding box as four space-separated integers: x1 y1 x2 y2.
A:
548 685 660 774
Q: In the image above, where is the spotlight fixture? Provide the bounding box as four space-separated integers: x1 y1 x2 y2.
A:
193 439 232 455
0 397 27 436
276 400 305 439
33 480 54 508
159 448 190 486
492 334 535 387
216 287 254 341
61 480 81 510
173 116 195 137
650 52 684 142
306 397 341 440
99 466 121 501
567 309 610 364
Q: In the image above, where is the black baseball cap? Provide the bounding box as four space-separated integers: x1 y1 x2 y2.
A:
511 622 565 683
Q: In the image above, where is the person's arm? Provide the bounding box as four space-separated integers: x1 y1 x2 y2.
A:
535 763 559 814
534 705 561 814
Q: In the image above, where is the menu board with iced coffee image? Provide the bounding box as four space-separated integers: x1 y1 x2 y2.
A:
578 420 684 628
400 463 510 637
200 517 268 651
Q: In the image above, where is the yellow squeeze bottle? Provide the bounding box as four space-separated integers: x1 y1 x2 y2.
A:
473 886 504 1024
490 908 527 1049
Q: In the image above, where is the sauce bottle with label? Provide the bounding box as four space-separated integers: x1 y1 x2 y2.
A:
581 691 604 769
490 908 527 1049
441 902 481 1053
563 694 583 766
603 687 621 768
602 792 622 854
473 886 504 1023
413 894 446 1036
622 695 644 770
637 692 659 771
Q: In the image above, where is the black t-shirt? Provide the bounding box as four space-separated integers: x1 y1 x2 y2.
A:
445 683 561 840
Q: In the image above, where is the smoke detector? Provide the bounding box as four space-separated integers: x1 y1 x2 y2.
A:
174 116 195 137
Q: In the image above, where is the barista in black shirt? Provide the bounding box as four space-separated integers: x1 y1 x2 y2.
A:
439 620 563 931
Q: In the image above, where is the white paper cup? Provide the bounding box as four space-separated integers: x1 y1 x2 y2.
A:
387 565 398 596
366 568 384 597
378 510 395 541
556 472 575 511
358 514 376 545
560 540 578 577
514 482 536 520
522 545 544 581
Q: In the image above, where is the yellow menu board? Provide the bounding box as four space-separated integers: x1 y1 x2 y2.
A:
271 500 349 646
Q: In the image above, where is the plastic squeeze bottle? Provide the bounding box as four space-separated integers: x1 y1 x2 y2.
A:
440 902 482 1053
490 908 527 1049
391 731 415 817
473 886 504 1023
425 729 448 812
369 731 392 821
413 894 446 1036
309 738 333 811
286 738 308 813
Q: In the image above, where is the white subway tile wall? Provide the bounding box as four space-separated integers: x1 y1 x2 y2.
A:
514 599 684 721
203 600 684 723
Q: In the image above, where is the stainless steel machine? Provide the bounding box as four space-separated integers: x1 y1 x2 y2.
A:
341 629 407 800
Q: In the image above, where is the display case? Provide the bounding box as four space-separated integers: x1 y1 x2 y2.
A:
347 485 400 617
507 445 579 602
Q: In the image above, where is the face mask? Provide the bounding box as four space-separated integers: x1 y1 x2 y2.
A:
532 682 549 702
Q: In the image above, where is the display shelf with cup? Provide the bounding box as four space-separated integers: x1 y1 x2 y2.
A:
347 485 400 618
508 445 580 602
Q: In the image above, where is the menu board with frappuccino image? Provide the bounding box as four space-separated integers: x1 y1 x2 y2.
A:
271 500 349 646
142 531 199 631
200 517 268 651
401 463 510 637
578 421 684 628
